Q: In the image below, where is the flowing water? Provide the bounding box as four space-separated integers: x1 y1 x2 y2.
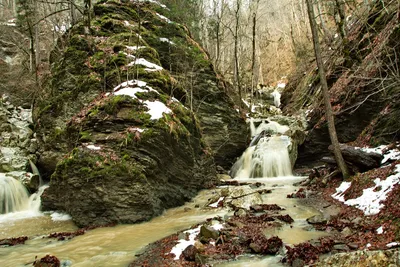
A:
0 117 328 267
0 174 30 214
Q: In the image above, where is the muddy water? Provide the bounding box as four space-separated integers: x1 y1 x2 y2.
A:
0 177 328 267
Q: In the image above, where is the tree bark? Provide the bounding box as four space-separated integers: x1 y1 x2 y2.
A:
234 0 242 107
305 0 350 179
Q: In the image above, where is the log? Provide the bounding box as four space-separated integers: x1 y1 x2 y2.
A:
328 144 383 172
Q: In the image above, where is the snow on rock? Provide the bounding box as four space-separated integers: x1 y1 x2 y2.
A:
159 38 175 45
127 57 163 71
126 46 146 51
170 226 201 260
86 144 101 150
109 80 171 120
209 197 224 208
357 145 400 164
156 13 172 23
114 87 148 98
137 0 168 9
332 165 400 215
143 100 172 120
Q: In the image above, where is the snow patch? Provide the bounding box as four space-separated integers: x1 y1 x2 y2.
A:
126 46 146 51
386 242 400 248
159 37 175 45
277 83 286 88
331 182 352 202
156 13 172 23
143 100 172 120
114 87 147 98
170 226 201 260
86 144 101 150
270 90 281 107
209 197 224 208
332 165 400 215
127 57 163 71
376 226 384 234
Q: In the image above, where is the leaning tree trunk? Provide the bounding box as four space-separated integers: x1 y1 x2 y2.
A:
305 0 350 179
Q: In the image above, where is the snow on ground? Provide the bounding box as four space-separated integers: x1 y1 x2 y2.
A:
387 242 400 248
376 226 384 234
332 164 400 215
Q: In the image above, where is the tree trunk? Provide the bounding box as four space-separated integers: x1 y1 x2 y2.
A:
305 0 350 179
70 0 76 25
335 0 346 40
250 11 256 107
234 0 242 107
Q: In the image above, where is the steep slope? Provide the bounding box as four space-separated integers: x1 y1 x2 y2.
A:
35 0 247 227
282 1 400 167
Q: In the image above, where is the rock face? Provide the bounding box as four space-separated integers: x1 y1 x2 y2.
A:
0 96 39 191
36 0 246 226
281 1 400 167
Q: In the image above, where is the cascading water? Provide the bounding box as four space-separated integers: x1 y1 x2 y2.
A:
0 174 30 214
231 119 293 178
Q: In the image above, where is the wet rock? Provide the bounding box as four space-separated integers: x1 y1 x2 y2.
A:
348 243 359 250
315 249 400 267
0 236 28 246
292 258 305 267
217 174 231 181
5 171 40 192
341 227 353 236
33 255 60 267
306 214 327 224
333 244 349 251
60 260 72 267
200 225 219 240
234 208 248 217
182 245 198 261
276 214 294 224
194 240 205 252
250 204 263 212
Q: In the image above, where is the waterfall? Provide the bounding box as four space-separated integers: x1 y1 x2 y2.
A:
0 173 47 220
232 119 293 179
0 174 30 214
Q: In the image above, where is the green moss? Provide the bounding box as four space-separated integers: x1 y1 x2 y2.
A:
80 131 92 141
103 95 138 114
110 52 127 66
53 148 146 182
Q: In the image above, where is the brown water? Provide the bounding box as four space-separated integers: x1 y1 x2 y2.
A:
0 177 328 267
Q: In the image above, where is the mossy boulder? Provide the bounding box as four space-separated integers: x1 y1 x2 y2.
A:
35 0 246 226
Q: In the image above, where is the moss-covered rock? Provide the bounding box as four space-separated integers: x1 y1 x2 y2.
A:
35 0 246 226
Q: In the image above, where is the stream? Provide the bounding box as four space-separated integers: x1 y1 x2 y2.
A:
0 114 329 266
0 176 328 266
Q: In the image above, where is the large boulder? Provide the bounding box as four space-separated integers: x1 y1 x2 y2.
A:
36 0 246 226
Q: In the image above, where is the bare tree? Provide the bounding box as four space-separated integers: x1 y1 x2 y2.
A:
306 0 350 179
